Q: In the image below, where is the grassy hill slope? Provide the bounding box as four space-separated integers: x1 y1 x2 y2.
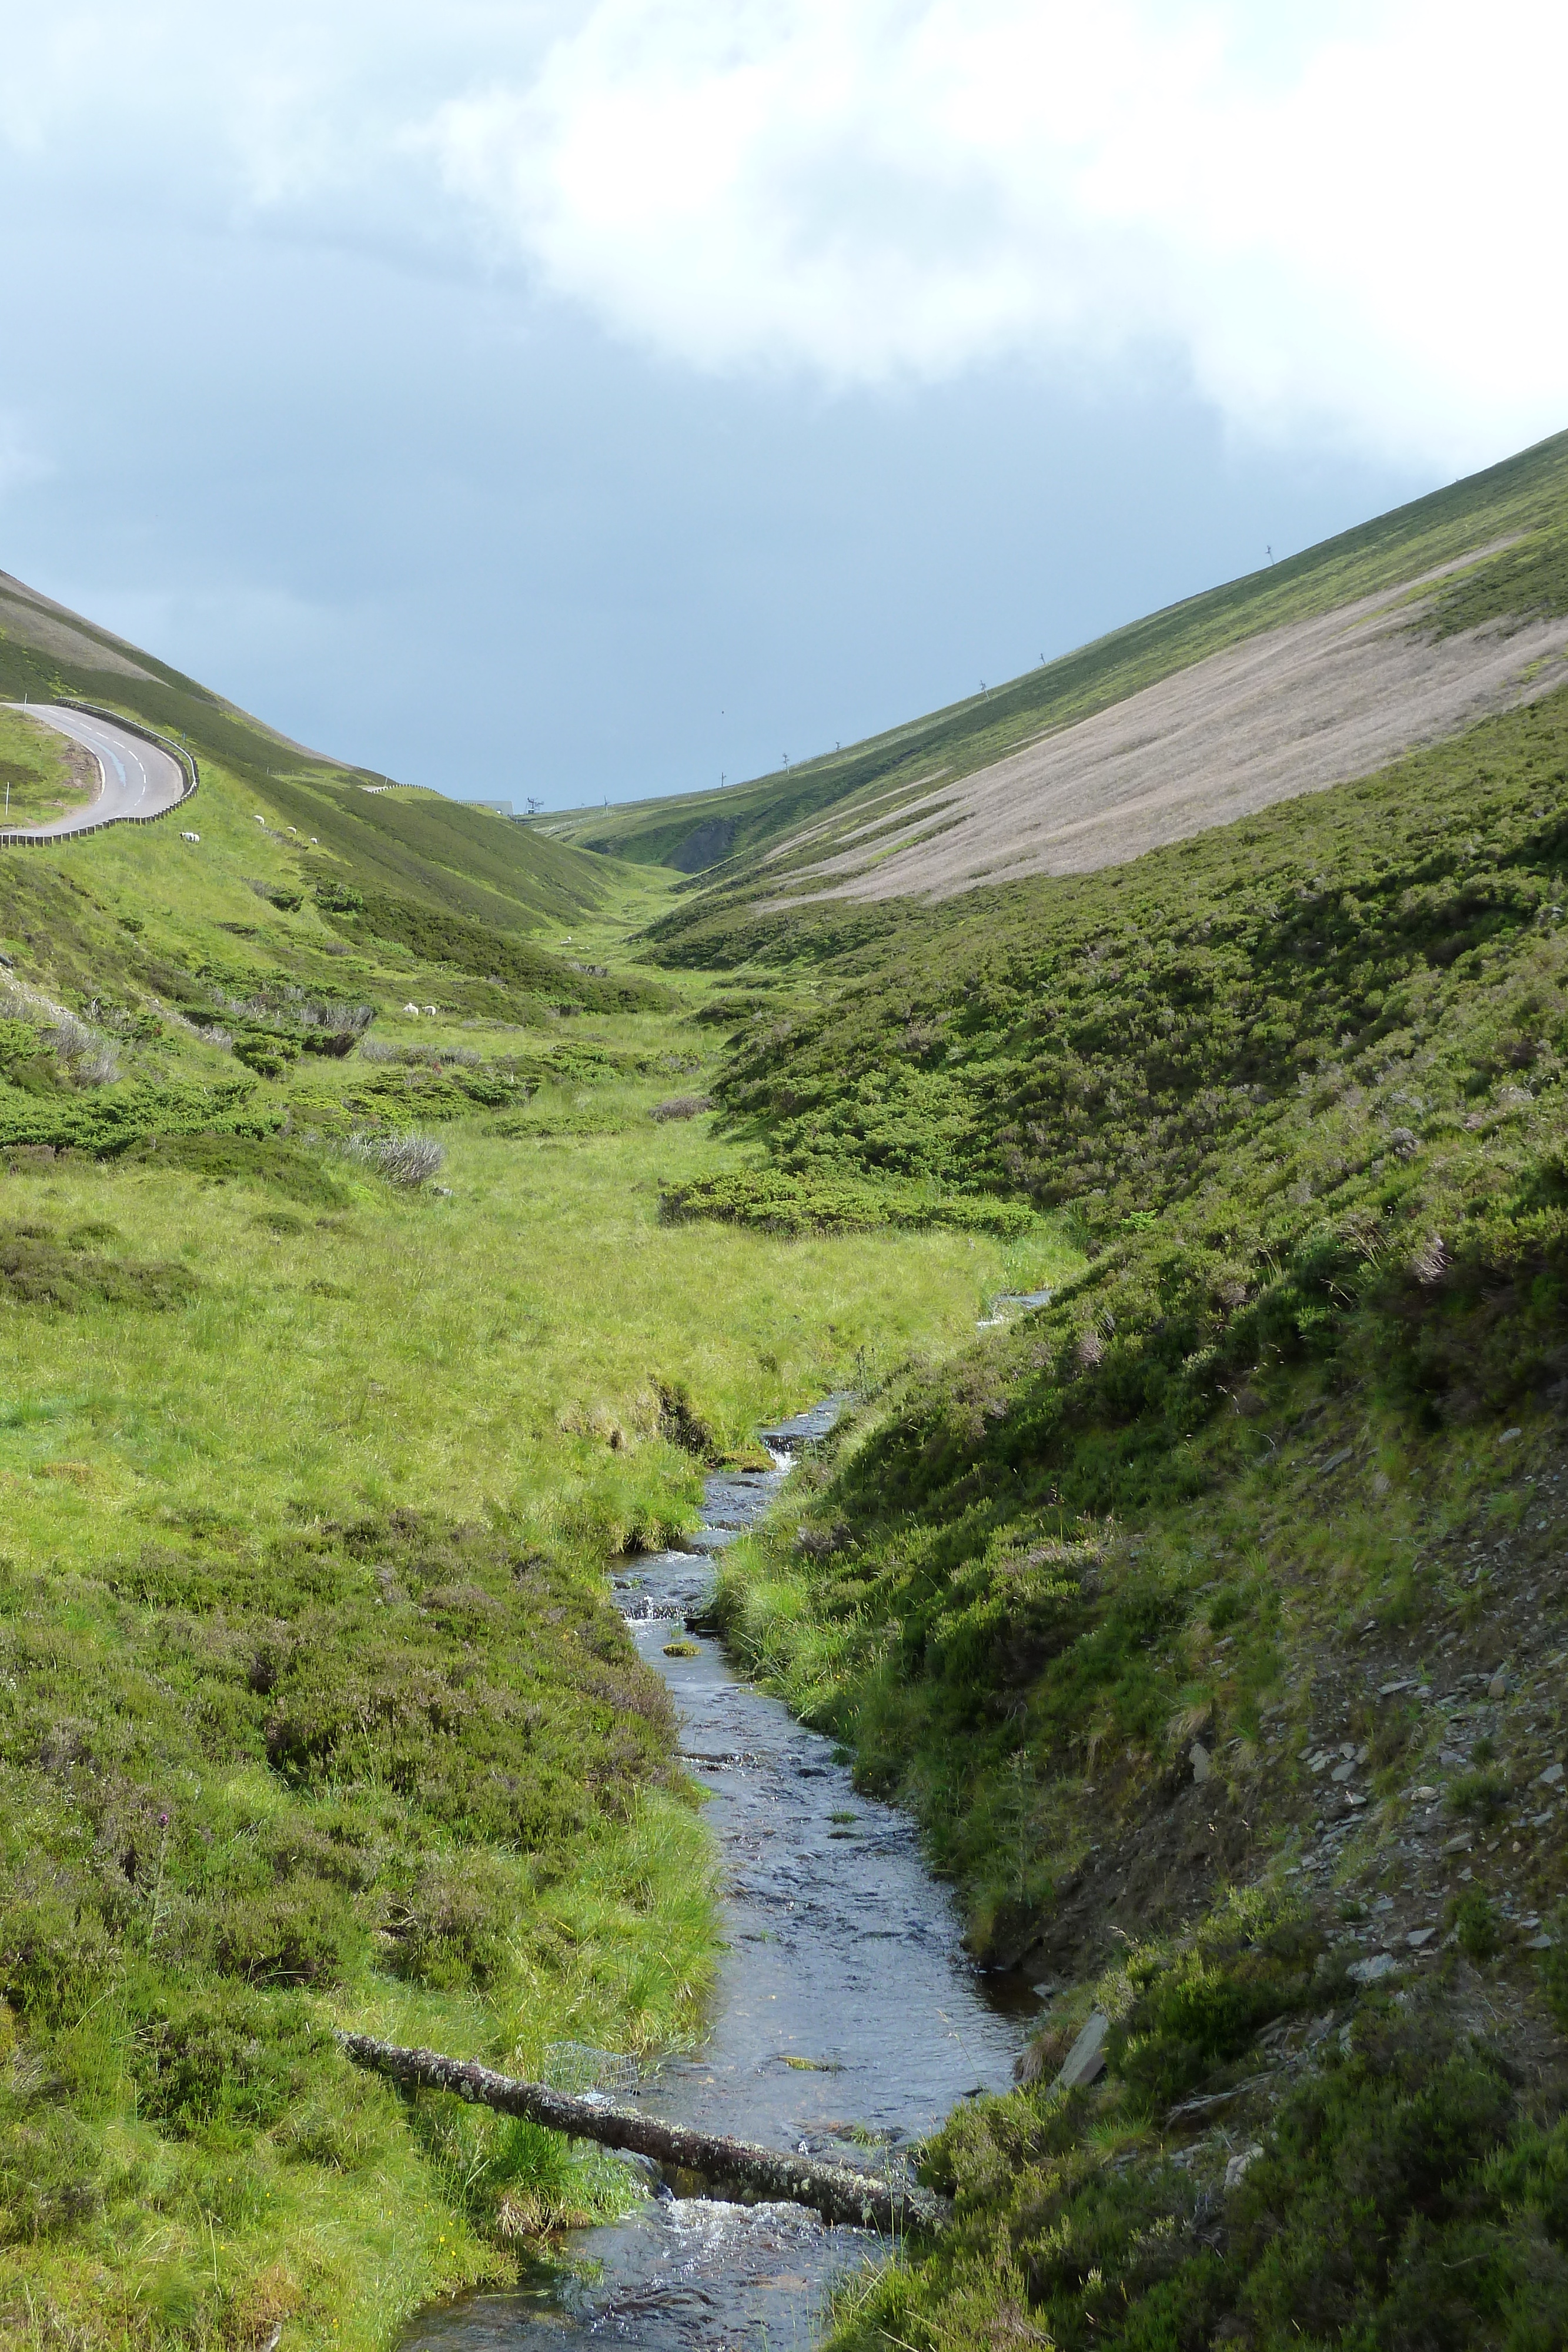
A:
680 593 1568 2341
544 425 1568 905
0 597 1055 2350
0 567 609 941
10 413 1568 2352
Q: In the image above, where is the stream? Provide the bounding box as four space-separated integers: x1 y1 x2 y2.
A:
403 1401 1032 2350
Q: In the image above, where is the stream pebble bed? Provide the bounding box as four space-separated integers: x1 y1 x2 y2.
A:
403 1406 1030 2348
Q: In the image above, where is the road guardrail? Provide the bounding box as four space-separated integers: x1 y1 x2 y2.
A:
0 699 199 847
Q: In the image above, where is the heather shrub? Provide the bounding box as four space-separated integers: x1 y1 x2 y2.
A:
0 1889 116 2029
129 1986 327 2134
384 1855 516 1990
1107 1903 1326 2113
212 1878 366 1987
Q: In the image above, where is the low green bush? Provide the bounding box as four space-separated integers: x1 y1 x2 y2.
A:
0 1888 117 2030
659 1167 1038 1239
0 1075 282 1156
213 1877 366 1987
830 1996 1568 2352
0 1224 195 1310
119 1130 349 1204
129 1985 328 2134
233 1027 303 1078
1105 1899 1327 2113
383 1855 516 1990
1449 1767 1513 1819
1450 1886 1505 1961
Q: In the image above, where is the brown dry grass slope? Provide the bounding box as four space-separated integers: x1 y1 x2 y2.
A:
765 551 1568 904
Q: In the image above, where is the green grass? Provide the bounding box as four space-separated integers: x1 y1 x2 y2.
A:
0 1098 1020 1538
8 428 1568 2352
0 729 1053 2349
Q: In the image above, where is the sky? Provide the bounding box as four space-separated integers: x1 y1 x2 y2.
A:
1 0 1564 809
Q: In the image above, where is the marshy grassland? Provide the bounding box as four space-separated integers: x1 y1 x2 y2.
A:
0 741 1074 2351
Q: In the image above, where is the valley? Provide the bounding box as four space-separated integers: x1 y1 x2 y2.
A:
2 429 1567 2352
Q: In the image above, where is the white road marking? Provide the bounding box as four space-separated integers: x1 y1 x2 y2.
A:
1 703 185 836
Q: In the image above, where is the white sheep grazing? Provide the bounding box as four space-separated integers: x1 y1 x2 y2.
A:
403 1002 420 1015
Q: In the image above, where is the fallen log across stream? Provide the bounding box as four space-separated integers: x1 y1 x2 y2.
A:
337 2032 945 2234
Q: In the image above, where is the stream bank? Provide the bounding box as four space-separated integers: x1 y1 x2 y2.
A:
402 1406 1032 2350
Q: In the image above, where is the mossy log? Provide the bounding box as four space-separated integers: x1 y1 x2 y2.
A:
337 2031 941 2233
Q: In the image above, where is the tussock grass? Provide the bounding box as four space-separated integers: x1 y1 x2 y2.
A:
341 1128 444 1186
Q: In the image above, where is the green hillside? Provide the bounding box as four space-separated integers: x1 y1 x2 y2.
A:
6 415 1568 2352
0 581 1045 2351
674 507 1568 2338
0 568 611 941
543 423 1568 895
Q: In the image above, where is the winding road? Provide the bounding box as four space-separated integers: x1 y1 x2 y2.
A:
2 701 188 838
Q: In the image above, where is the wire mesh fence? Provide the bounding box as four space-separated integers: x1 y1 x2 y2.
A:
541 2040 639 2097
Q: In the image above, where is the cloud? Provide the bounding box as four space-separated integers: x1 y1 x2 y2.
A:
426 0 1568 462
1 2 1563 468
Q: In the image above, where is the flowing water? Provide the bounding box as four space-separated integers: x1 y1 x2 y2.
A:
403 1402 1032 2350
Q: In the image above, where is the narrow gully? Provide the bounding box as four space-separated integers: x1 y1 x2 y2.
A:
403 1402 1033 2350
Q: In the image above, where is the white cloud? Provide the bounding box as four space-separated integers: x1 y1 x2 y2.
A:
1 2 1563 467
426 0 1568 462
